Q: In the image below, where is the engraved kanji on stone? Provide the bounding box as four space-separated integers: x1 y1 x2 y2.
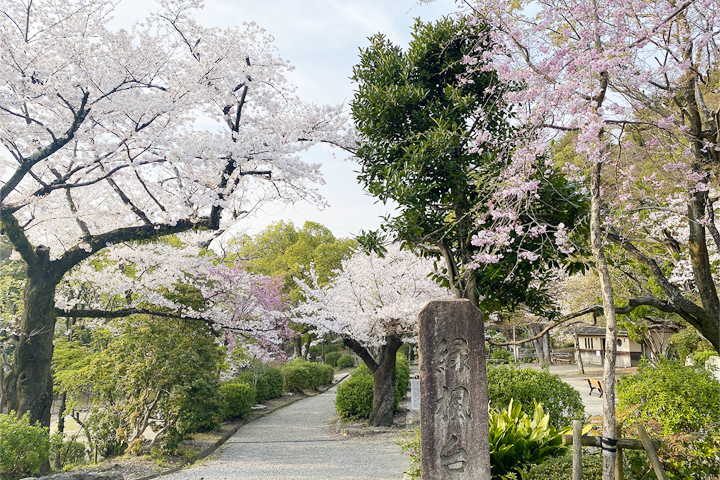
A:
435 338 449 373
451 338 469 373
440 434 468 473
435 385 471 421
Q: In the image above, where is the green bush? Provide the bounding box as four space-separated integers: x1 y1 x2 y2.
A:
220 382 256 419
324 351 342 367
263 367 285 399
489 400 569 479
336 354 356 369
394 354 410 409
526 453 602 480
335 373 375 419
304 361 327 389
690 349 717 366
0 412 50 480
487 365 584 429
280 363 311 392
50 433 87 470
491 348 513 361
618 358 720 478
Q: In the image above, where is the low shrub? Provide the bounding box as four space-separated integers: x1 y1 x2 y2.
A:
51 434 87 470
263 367 284 399
220 382 256 419
324 351 342 367
335 373 374 419
489 400 569 479
618 358 720 478
487 365 584 429
491 348 513 361
280 359 334 392
337 354 356 369
526 453 602 480
0 412 50 480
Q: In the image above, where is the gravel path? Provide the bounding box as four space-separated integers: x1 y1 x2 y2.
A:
162 383 409 480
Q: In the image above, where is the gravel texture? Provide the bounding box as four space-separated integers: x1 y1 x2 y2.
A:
161 383 409 480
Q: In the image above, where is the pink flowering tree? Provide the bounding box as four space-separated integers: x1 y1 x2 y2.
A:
0 0 348 426
296 244 453 426
458 0 720 475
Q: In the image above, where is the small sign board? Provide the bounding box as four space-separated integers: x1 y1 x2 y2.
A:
411 378 420 410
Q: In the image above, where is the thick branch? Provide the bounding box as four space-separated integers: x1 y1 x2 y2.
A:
342 337 378 372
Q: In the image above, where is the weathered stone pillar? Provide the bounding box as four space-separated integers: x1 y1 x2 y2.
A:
419 299 491 479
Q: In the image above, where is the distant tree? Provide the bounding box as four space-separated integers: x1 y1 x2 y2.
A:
296 244 452 426
232 221 356 356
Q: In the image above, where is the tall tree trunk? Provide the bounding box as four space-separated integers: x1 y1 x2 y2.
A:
343 335 403 427
369 336 402 427
3 248 57 428
575 329 585 375
590 162 618 480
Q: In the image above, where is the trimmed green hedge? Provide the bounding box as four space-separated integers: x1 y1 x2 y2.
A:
336 354 356 369
280 359 334 393
335 373 374 419
324 351 342 367
487 365 584 429
220 382 256 419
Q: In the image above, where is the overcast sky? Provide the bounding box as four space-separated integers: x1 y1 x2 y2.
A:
114 0 459 239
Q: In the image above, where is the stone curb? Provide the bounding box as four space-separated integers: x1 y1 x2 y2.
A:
21 473 123 480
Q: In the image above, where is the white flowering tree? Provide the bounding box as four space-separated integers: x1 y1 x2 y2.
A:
0 0 348 426
296 244 453 426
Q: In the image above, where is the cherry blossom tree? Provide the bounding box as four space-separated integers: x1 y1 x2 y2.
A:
296 244 453 426
458 0 720 476
0 0 347 427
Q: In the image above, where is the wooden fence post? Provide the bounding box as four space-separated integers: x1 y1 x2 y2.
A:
615 424 624 480
572 420 582 480
637 425 667 480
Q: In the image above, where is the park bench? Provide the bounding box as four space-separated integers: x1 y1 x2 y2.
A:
586 378 603 397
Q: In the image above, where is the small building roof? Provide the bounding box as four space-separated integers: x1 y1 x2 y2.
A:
577 327 629 337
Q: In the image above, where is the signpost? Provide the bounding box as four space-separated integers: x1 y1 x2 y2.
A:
418 299 491 479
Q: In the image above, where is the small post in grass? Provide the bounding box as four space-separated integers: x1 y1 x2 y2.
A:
572 419 582 480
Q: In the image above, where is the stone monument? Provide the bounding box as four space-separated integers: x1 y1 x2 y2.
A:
418 299 491 479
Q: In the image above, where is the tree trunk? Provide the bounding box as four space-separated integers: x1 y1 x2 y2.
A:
530 323 551 364
590 162 618 480
343 335 403 427
575 330 585 375
369 336 403 427
3 249 57 428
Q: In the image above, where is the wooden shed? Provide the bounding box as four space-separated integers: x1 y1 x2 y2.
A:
576 326 675 367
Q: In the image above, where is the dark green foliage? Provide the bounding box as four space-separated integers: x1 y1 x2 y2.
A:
489 400 569 479
487 365 584 429
335 373 375 419
617 358 720 478
0 412 50 480
280 364 311 392
324 351 342 367
263 368 285 399
394 354 410 409
220 382 256 419
491 348 513 361
526 453 602 480
351 16 587 312
336 354 356 369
